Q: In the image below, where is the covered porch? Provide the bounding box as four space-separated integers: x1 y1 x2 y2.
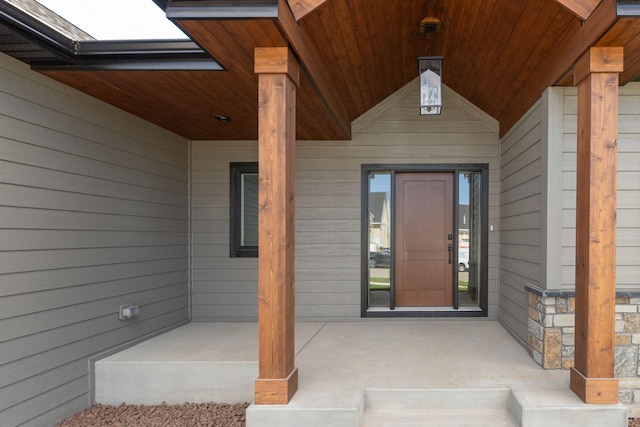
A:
94 321 626 426
2 1 640 425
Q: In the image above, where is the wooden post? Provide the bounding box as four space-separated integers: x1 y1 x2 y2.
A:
254 47 299 405
570 46 623 404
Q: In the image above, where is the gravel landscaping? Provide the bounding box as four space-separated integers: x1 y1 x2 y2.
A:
56 402 249 427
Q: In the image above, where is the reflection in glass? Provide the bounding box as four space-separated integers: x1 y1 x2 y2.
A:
458 172 482 306
368 173 391 307
241 173 259 246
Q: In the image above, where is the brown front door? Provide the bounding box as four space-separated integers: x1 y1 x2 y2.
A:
395 172 454 307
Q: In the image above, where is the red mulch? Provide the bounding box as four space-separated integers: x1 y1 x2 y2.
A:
57 402 249 427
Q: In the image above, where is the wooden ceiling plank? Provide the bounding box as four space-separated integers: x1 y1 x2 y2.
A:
181 70 262 139
178 20 255 81
438 0 465 64
484 4 570 111
453 0 497 105
499 0 618 136
552 0 603 20
596 17 637 45
302 6 367 119
422 0 433 18
323 0 372 112
556 69 576 86
621 48 640 83
623 45 640 82
390 0 406 91
493 8 576 119
286 0 329 21
180 73 255 139
369 0 399 96
470 1 550 115
43 70 261 140
360 0 398 98
437 0 466 90
272 22 342 140
462 0 525 100
430 0 448 64
299 11 360 119
297 79 341 139
446 1 483 96
352 0 391 106
401 0 424 84
224 19 287 48
276 0 351 139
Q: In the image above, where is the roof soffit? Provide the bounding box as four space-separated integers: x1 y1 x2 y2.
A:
4 0 640 140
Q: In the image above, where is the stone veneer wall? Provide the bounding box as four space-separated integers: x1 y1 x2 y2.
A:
527 285 640 414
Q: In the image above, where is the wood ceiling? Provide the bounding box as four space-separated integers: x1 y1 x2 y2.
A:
25 0 640 139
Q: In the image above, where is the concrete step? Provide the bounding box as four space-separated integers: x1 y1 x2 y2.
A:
93 324 263 405
247 387 627 427
361 409 518 427
509 388 627 427
95 359 257 405
360 388 628 427
363 388 512 411
361 389 517 427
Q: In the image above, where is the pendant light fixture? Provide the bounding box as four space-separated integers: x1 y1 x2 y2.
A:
418 17 442 115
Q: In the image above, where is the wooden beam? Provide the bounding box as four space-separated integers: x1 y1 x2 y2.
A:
574 45 624 80
276 0 352 139
570 46 623 404
254 46 299 405
286 0 329 21
553 0 603 20
254 46 300 82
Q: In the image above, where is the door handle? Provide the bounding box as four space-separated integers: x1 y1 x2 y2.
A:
448 244 453 264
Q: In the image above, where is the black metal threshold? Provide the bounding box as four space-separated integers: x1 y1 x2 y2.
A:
365 307 486 318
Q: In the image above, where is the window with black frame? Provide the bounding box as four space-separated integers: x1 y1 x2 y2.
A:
230 162 258 257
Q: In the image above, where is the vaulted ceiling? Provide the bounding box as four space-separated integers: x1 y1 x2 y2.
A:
2 0 640 140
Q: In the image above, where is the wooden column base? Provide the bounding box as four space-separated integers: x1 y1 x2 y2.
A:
570 368 619 404
255 368 298 404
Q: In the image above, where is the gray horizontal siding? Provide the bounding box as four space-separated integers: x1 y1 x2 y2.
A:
0 53 189 426
560 83 640 290
191 82 500 321
498 98 543 345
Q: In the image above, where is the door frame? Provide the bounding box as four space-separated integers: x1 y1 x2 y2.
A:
361 163 489 318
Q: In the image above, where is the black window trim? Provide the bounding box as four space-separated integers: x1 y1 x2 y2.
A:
230 162 258 258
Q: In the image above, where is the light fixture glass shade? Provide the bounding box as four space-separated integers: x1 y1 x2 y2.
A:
418 56 443 115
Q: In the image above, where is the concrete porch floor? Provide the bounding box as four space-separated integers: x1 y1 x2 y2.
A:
94 320 627 426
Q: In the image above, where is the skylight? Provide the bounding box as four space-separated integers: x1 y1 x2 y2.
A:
34 0 187 40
